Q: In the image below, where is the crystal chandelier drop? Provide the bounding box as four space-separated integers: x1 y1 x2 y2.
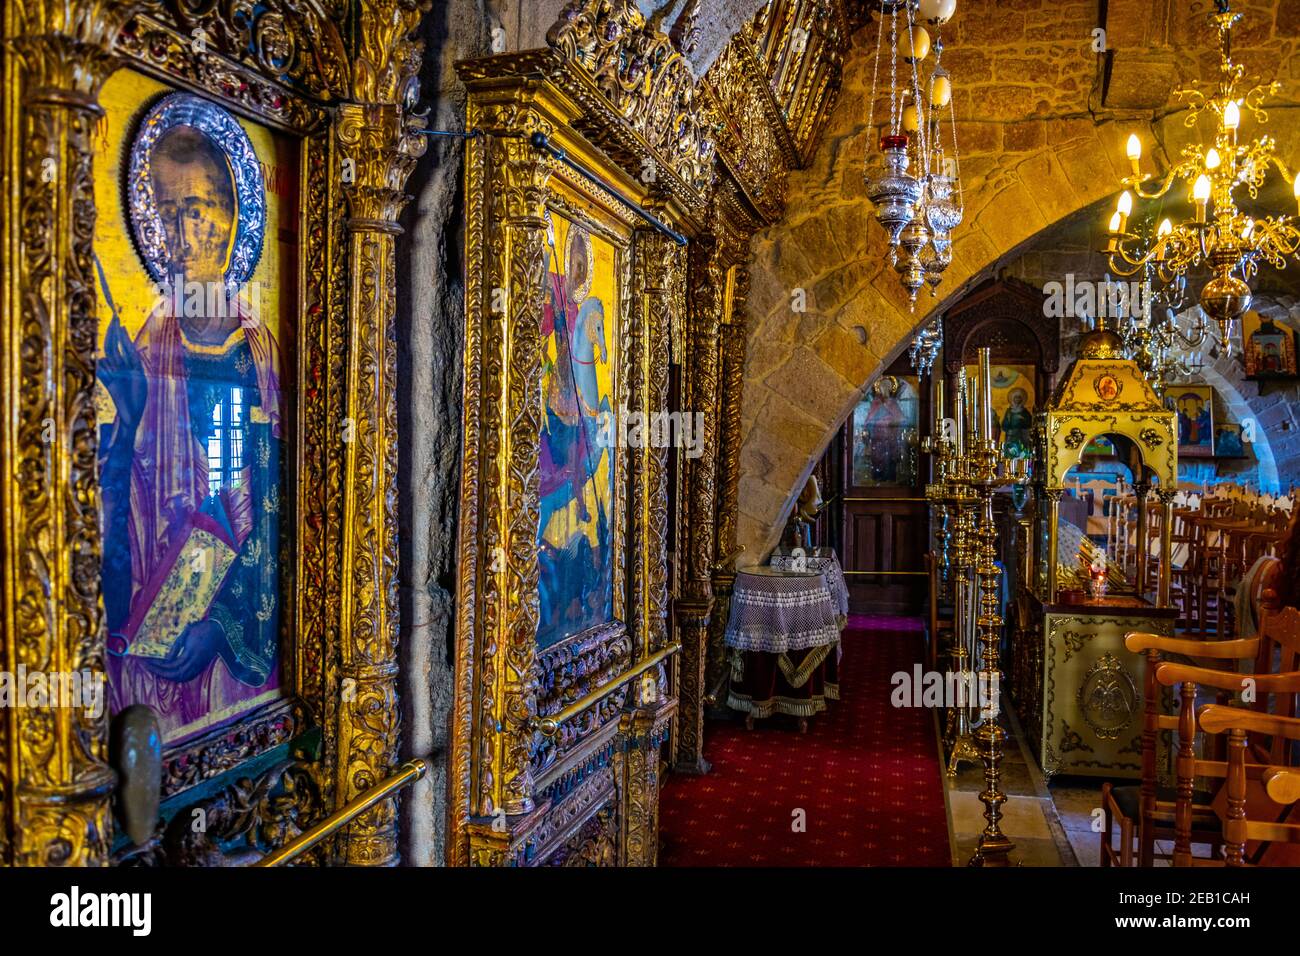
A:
909 315 943 374
1104 266 1211 396
864 0 963 307
1103 1 1300 351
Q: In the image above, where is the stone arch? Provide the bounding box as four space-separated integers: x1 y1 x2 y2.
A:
737 119 1128 555
1197 363 1281 492
735 10 1300 558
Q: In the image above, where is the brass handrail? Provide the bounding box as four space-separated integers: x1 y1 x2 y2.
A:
713 545 746 573
529 643 681 737
254 756 431 867
842 569 928 576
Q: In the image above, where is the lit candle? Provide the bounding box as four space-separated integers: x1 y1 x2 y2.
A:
1193 174 1211 223
1156 217 1172 261
1106 211 1122 252
1116 190 1133 233
1205 147 1221 170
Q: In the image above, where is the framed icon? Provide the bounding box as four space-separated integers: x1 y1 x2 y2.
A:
1167 385 1215 458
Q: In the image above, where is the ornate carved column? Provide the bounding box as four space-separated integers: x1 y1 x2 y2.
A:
2 2 141 867
674 237 723 773
631 229 678 661
330 1 428 866
483 126 549 821
1044 487 1063 604
1155 487 1176 608
707 266 750 709
1133 480 1151 600
620 693 674 866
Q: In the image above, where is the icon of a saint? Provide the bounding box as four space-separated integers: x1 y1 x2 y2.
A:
98 93 284 743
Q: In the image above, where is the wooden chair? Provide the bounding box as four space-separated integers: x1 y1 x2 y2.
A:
1155 664 1300 865
1104 597 1298 864
1195 707 1300 865
1105 631 1256 866
1150 604 1300 865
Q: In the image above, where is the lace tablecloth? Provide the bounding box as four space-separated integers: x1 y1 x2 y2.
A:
769 550 849 625
723 567 842 655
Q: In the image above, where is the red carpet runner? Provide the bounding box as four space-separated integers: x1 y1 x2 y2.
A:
659 615 950 866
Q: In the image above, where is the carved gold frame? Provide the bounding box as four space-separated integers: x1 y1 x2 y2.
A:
451 21 709 861
1 0 429 866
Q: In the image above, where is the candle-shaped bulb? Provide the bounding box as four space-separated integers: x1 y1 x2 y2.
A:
1293 176 1300 203
1193 173 1211 211
1243 217 1255 240
1108 210 1122 232
1158 217 1173 237
1223 100 1240 131
1126 133 1141 161
1117 191 1133 217
1205 147 1221 170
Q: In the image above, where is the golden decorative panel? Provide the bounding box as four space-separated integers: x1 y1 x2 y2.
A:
1043 355 1177 490
2 0 430 866
452 3 701 864
1036 610 1174 779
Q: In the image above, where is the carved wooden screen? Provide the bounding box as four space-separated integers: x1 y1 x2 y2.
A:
451 7 718 864
1 0 428 867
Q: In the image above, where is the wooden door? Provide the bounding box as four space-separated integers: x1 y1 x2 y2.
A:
836 366 929 616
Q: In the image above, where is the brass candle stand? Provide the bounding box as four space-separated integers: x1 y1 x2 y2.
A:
924 349 1025 867
966 436 1016 867
924 377 980 778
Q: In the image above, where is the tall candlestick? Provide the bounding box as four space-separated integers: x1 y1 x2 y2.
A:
966 367 978 444
955 369 967 457
933 376 946 437
978 348 994 442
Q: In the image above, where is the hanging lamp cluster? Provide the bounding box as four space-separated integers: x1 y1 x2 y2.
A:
1103 2 1300 352
864 0 964 307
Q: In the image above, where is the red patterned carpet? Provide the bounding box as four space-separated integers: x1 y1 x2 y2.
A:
659 615 951 866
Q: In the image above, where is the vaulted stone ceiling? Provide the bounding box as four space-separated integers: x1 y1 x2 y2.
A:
734 0 1300 556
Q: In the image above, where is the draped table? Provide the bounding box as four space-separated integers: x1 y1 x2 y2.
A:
724 565 843 731
769 549 849 626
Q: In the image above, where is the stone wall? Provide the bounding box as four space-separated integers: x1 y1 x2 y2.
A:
737 0 1300 559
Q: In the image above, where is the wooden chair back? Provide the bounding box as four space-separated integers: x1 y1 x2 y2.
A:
1199 707 1300 865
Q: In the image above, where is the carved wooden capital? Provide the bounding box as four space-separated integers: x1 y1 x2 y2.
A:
10 3 140 98
336 102 426 230
351 0 431 105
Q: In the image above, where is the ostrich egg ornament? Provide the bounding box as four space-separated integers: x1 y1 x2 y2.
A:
919 0 957 25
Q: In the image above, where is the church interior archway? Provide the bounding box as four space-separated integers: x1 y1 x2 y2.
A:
6 0 1300 908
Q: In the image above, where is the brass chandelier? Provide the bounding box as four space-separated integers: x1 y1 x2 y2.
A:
1103 1 1300 351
